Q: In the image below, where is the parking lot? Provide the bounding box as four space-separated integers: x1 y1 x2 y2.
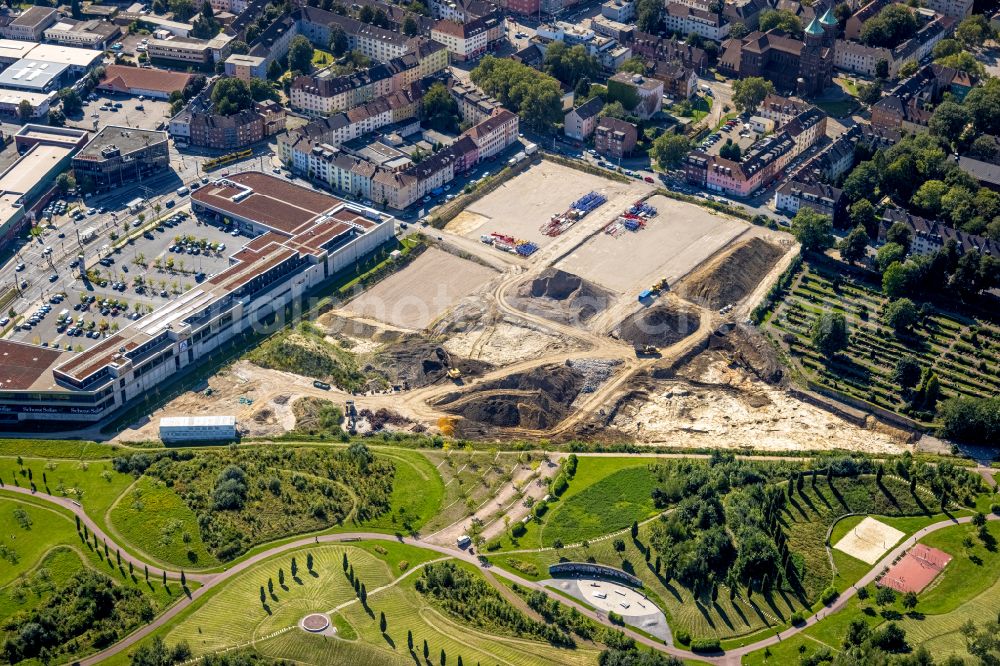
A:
8 206 245 351
65 92 172 134
701 117 761 157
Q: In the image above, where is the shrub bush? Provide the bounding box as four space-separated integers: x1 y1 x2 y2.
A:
675 630 691 646
690 638 721 653
550 473 569 497
608 611 624 626
511 522 527 538
820 586 839 605
790 610 805 625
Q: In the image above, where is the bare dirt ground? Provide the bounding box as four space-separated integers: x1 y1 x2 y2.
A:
339 247 497 330
445 161 650 249
555 194 747 295
597 351 912 454
115 164 923 460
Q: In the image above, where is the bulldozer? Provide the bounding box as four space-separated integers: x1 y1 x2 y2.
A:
447 367 462 380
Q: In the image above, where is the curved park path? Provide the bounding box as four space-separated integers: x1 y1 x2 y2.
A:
3 485 997 666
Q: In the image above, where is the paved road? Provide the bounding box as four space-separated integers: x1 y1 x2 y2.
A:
5 481 994 666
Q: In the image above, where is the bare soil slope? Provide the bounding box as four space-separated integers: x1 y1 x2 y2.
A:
676 237 784 309
509 268 614 325
611 302 701 348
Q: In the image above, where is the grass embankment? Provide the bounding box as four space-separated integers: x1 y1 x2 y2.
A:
764 260 1000 423
492 471 953 645
0 495 188 664
247 321 377 392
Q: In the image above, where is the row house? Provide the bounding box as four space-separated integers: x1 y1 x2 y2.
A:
663 2 730 42
686 105 827 197
170 100 286 149
460 108 519 159
297 7 446 68
836 8 954 77
290 54 423 117
871 63 974 132
431 18 490 62
774 180 845 222
278 87 423 169
631 32 709 73
449 80 502 124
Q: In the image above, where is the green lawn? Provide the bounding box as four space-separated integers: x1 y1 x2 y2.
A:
0 440 120 459
109 476 219 569
360 448 444 533
0 494 188 665
743 520 1000 664
0 456 132 521
540 465 659 547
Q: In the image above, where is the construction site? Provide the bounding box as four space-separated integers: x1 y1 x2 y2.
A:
118 160 914 454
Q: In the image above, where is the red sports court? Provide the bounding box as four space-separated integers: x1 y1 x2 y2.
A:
880 544 952 594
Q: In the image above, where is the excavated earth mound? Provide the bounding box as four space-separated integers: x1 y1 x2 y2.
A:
611 303 700 348
677 237 784 309
509 268 614 325
371 340 492 390
436 363 586 436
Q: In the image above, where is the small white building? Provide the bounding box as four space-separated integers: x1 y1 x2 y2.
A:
159 415 236 442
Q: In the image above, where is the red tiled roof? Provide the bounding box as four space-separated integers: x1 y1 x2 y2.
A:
98 65 193 95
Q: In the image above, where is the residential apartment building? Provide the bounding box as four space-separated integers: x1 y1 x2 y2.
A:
835 8 954 77
607 72 662 119
594 117 637 160
878 208 999 257
774 180 844 221
149 33 233 67
462 108 518 159
601 0 635 22
431 18 490 62
924 0 973 18
871 63 974 132
663 2 730 42
449 80 502 124
1 7 57 41
685 104 827 197
631 32 708 73
224 54 267 81
654 61 697 100
564 96 604 141
278 87 423 170
172 100 286 150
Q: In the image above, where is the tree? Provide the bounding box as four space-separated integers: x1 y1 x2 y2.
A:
291 557 298 579
180 570 186 587
811 312 849 359
379 611 387 633
901 591 918 609
886 221 913 251
211 78 252 116
848 199 878 237
635 0 661 33
260 586 266 605
857 82 882 106
882 297 918 334
55 173 76 194
968 135 998 162
278 568 285 586
470 56 562 131
955 14 991 48
839 225 870 265
882 261 918 299
965 77 1000 135
911 179 949 217
342 552 348 572
929 101 971 145
408 630 414 651
59 88 82 115
600 101 628 120
618 58 646 75
288 35 314 74
402 15 419 36
17 99 32 121
759 9 803 37
329 26 349 56
937 396 1000 444
230 39 249 55
875 59 890 79
791 208 833 252
843 161 880 202
544 42 601 88
892 356 921 389
731 77 775 114
875 586 896 606
631 521 639 539
423 639 429 659
169 0 196 20
421 81 459 132
248 77 276 102
650 133 690 170
719 138 741 161
860 5 918 48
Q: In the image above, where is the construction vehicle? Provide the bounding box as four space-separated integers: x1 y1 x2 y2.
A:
447 368 462 380
635 344 658 356
652 278 669 292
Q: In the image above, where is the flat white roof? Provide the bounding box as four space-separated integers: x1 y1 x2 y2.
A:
0 89 55 106
23 43 103 67
0 143 72 196
160 415 236 427
0 39 35 60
